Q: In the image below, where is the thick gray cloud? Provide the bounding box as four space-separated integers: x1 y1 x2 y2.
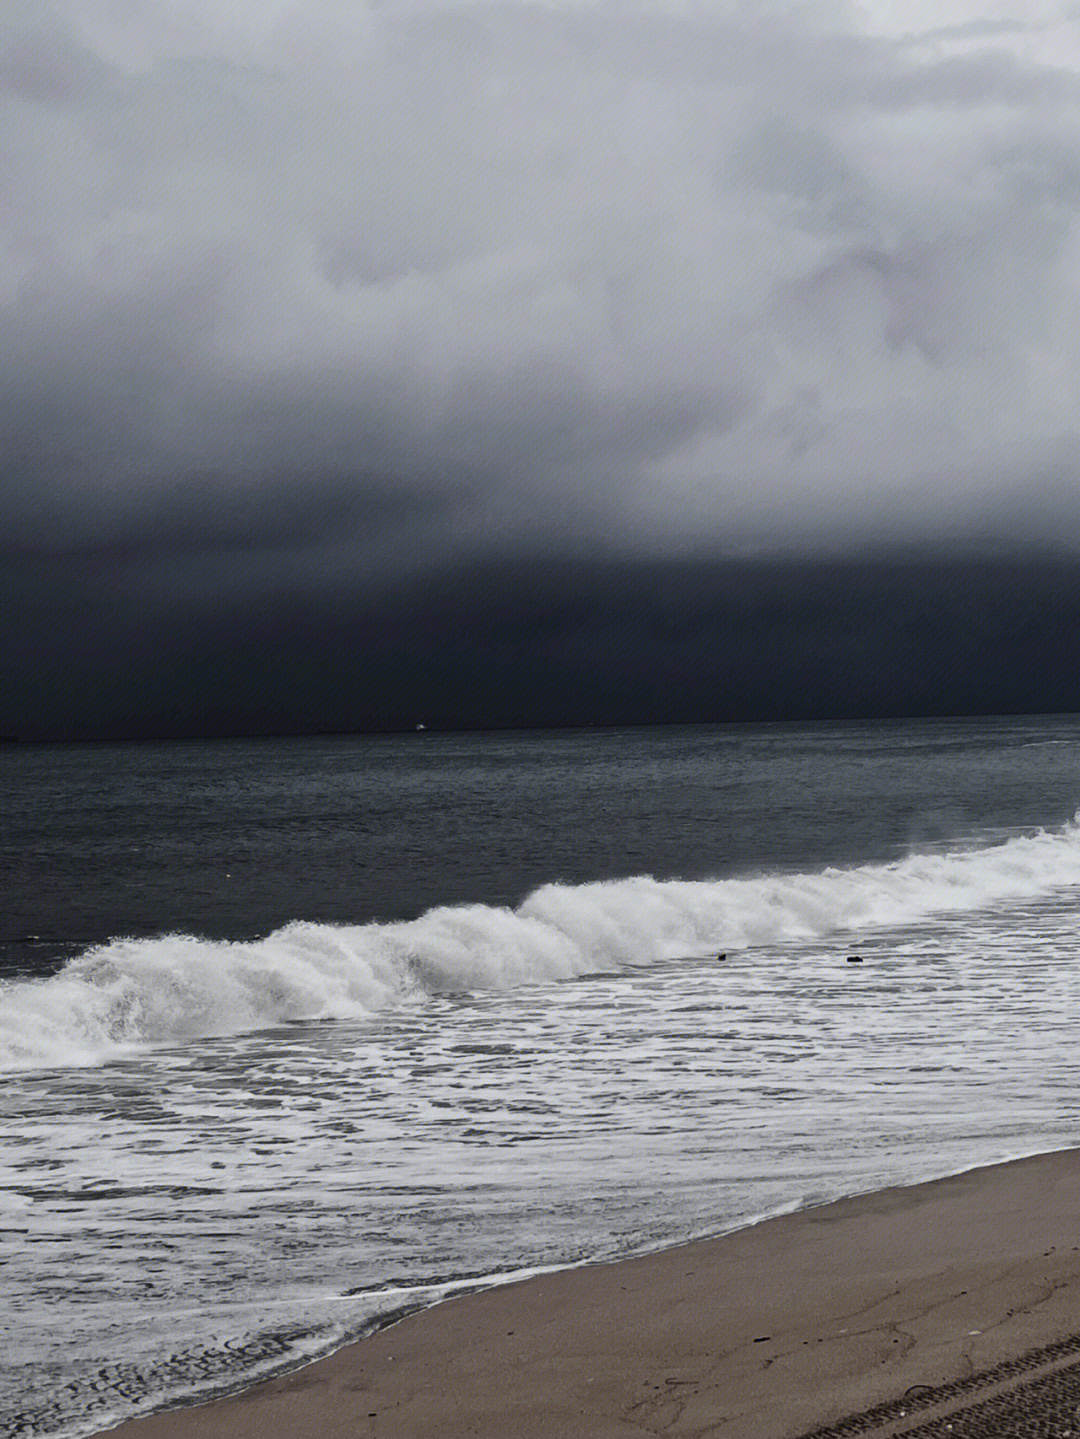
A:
5 0 1080 575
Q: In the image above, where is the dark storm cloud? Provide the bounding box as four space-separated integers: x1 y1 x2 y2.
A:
0 470 469 560
4 0 1080 575
0 23 107 104
6 2 1080 740
7 553 1080 741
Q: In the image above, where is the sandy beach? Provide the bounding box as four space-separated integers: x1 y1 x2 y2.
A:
88 1147 1080 1439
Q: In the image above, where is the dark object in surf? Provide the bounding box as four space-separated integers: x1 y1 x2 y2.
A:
846 955 863 963
717 952 727 962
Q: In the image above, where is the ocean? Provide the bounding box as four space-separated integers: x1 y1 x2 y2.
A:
4 716 1080 1437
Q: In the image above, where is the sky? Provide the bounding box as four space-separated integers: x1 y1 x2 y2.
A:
4 0 1080 737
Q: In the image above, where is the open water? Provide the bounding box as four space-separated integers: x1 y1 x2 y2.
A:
4 717 1080 1436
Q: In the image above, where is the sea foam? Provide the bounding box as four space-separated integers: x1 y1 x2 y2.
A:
3 817 1080 1070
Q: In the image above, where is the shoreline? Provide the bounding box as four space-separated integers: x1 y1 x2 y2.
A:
91 1145 1080 1439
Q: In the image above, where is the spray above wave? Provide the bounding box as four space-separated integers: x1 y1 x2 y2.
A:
4 818 1080 1070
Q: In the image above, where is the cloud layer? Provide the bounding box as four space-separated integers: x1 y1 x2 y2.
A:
5 0 1080 576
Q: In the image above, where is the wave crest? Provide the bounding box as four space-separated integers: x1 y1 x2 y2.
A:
4 818 1080 1070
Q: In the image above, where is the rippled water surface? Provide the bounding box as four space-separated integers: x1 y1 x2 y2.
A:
4 718 1080 1436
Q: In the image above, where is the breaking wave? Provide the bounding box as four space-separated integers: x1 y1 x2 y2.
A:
4 816 1080 1070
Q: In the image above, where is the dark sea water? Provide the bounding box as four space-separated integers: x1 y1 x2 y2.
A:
4 716 1080 1437
6 716 1080 976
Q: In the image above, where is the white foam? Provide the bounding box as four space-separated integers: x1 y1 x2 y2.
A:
4 816 1080 1070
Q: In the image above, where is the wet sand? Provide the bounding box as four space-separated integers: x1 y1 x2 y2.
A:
94 1148 1080 1439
